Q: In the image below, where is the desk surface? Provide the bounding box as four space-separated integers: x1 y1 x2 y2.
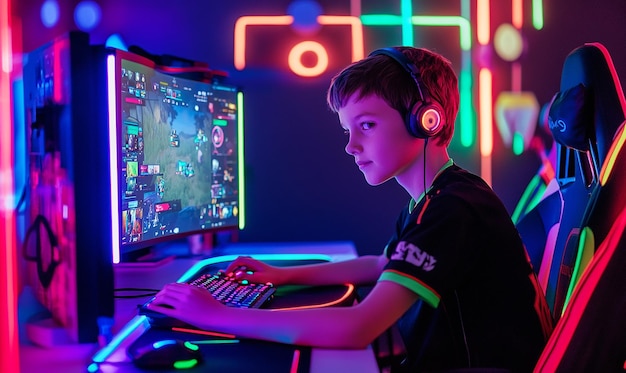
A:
89 241 379 373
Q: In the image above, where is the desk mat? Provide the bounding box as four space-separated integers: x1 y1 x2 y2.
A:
127 327 311 373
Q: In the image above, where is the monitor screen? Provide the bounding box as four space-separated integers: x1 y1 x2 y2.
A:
107 50 243 263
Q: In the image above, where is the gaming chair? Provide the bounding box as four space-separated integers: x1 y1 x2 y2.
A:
514 42 626 323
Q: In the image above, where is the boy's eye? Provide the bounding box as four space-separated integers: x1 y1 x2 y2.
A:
361 122 374 130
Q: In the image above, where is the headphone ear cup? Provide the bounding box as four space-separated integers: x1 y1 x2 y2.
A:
407 101 445 138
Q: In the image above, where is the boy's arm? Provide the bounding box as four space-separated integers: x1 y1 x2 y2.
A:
150 278 418 349
280 254 389 286
226 254 389 287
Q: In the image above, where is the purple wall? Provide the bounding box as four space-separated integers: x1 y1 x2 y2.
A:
14 0 626 254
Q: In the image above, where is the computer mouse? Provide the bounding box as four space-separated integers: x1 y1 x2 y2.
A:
129 339 203 370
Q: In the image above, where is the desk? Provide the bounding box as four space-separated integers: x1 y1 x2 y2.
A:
90 241 379 373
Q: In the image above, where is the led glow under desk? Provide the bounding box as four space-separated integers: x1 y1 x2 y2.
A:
91 241 379 373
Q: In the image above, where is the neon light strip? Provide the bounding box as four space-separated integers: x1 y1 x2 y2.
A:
360 15 471 51
460 0 474 148
91 315 147 363
316 15 364 62
271 284 355 311
477 0 490 45
479 68 493 157
400 0 413 46
107 55 121 264
411 16 472 50
479 68 493 184
0 0 19 369
511 173 541 223
237 91 246 229
234 16 294 70
290 349 301 373
512 0 523 28
599 121 626 186
179 253 333 283
532 0 544 30
535 208 626 371
172 327 236 339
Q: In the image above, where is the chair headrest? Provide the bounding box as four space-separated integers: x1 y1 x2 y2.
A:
548 83 594 151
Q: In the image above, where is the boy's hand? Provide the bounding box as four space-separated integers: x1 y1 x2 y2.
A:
224 256 286 285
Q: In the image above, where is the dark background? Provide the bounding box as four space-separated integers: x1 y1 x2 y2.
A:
12 0 626 255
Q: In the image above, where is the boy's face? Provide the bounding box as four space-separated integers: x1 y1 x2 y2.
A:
338 93 423 186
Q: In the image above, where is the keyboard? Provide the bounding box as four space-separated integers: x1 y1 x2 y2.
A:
188 270 276 308
139 270 276 326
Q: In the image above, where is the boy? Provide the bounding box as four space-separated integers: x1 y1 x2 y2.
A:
149 46 552 372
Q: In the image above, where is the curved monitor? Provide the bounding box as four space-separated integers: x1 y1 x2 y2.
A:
106 50 244 263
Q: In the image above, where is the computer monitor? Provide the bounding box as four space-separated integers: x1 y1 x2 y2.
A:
106 49 244 263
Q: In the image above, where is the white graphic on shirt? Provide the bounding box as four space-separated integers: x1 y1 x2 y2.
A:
390 241 437 271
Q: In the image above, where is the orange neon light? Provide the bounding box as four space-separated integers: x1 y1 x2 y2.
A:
271 284 355 311
477 0 490 45
234 15 364 76
234 15 294 70
512 0 523 28
288 41 329 77
316 15 364 62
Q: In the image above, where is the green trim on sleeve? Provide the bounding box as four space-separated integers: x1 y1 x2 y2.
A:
379 270 440 308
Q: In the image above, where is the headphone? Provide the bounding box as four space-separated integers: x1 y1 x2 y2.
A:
368 47 445 139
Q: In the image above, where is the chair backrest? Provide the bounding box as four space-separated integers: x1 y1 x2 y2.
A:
515 42 626 322
546 42 626 320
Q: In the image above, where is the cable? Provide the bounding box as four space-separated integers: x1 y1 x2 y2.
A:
114 288 160 299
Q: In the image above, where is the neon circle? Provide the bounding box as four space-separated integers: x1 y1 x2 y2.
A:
288 41 329 77
494 23 523 62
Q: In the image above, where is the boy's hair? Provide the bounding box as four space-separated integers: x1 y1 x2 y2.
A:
326 46 459 146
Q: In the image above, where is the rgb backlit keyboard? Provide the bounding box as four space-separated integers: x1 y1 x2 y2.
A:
189 271 276 308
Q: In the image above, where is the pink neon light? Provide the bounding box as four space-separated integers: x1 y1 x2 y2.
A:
0 0 20 370
535 209 626 371
512 0 523 28
290 349 301 373
477 0 490 45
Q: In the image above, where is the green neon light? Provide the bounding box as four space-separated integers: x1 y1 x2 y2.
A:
91 316 148 363
191 339 241 344
511 174 541 224
562 227 594 314
459 68 474 147
173 359 199 369
213 118 228 126
237 91 246 230
401 0 414 46
512 132 525 155
360 15 471 50
360 15 403 25
532 0 544 30
360 12 474 148
411 16 472 50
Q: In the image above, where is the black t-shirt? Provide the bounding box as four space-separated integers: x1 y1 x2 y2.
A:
380 164 552 372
